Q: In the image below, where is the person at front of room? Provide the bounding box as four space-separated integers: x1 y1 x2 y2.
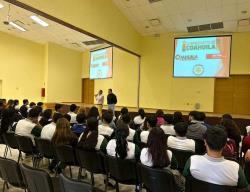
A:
107 88 117 115
95 89 104 116
183 126 248 190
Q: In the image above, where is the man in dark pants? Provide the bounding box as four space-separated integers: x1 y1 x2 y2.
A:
107 89 117 115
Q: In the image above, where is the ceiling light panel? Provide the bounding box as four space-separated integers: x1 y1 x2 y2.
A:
30 15 49 27
0 3 4 9
9 21 26 32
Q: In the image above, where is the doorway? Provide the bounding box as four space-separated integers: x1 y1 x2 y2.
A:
82 78 94 104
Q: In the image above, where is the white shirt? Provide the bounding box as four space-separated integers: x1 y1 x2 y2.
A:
127 128 136 141
190 154 240 186
160 124 175 135
78 134 105 150
140 131 149 144
167 136 195 152
106 139 136 159
140 148 173 167
68 112 77 124
98 124 114 137
95 94 104 105
134 115 146 125
41 122 56 140
15 119 37 142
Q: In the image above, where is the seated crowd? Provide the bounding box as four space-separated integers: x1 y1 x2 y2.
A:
0 98 249 191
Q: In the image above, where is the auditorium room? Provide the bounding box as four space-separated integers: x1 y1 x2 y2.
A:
0 0 250 191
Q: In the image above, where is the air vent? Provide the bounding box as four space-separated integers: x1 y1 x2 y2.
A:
187 22 224 32
149 18 161 26
82 39 104 46
238 19 250 26
148 0 162 3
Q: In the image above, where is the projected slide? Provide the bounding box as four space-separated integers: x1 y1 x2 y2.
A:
173 36 231 77
90 47 113 79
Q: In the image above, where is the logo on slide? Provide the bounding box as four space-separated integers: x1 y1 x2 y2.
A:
193 64 204 76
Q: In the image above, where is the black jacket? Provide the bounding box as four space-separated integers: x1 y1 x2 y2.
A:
107 93 117 105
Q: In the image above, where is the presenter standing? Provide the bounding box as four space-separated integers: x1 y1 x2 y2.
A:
95 90 104 116
107 88 117 115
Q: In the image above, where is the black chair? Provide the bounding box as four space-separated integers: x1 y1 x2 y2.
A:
105 155 139 192
0 157 26 192
76 149 107 188
244 160 250 182
59 173 92 192
54 144 78 177
34 137 56 167
137 163 176 192
168 147 194 171
20 163 59 192
15 135 39 167
194 139 206 155
2 132 19 158
185 176 237 192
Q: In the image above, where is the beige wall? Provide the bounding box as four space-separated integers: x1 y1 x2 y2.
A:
46 43 82 102
0 31 44 102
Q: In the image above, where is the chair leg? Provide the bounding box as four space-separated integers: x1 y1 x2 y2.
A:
3 181 9 192
115 181 119 192
104 174 109 192
3 145 8 158
69 166 72 178
17 151 22 163
77 168 82 180
8 147 12 157
91 172 95 186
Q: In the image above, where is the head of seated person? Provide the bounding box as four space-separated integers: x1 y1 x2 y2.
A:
70 104 77 113
173 111 184 125
115 123 130 159
76 113 86 124
174 122 188 137
87 106 99 119
52 112 63 124
63 113 71 122
119 107 129 119
164 114 173 125
29 102 36 109
188 111 199 122
37 102 44 108
102 111 113 125
120 113 131 126
23 99 29 106
156 109 165 126
145 115 157 131
28 108 40 123
54 103 63 113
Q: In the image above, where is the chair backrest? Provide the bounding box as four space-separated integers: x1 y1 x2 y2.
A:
34 137 55 159
138 163 176 192
194 139 206 155
15 135 34 153
59 174 92 192
0 157 25 188
106 155 137 183
3 132 19 149
20 163 54 192
244 160 250 182
186 176 237 192
55 145 77 165
76 149 105 174
168 147 194 170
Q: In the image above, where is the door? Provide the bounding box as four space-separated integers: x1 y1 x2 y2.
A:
82 78 94 104
214 75 250 115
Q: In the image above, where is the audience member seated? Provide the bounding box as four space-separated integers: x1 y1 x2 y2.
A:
139 115 157 144
63 113 71 123
199 112 211 129
20 99 29 118
107 109 117 130
133 108 146 130
54 103 63 114
140 127 177 168
77 106 87 116
118 113 139 143
37 102 44 110
167 122 195 152
173 111 184 125
41 113 63 140
160 114 175 135
13 99 20 111
39 109 53 127
156 109 165 126
72 113 87 137
7 99 14 109
116 107 129 125
183 126 248 189
87 106 100 120
220 117 241 149
98 111 114 138
242 131 250 156
186 111 207 141
68 104 77 124
106 123 140 160
78 117 107 152
0 100 5 119
0 107 20 135
15 108 42 143
28 102 36 113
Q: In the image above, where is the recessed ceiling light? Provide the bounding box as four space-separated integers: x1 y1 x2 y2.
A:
30 15 49 27
0 3 4 9
9 21 26 32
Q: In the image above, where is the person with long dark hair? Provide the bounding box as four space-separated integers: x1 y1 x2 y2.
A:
140 127 177 168
106 123 140 159
0 107 18 135
78 117 107 152
156 109 165 126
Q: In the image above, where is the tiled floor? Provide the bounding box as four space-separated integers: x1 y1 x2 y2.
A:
0 144 138 192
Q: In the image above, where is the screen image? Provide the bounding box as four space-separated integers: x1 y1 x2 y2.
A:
90 47 113 79
173 35 231 77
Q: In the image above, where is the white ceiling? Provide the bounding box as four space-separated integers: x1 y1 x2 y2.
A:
0 0 108 51
113 0 250 36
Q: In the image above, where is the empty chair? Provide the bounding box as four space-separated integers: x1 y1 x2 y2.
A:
0 157 26 192
185 176 237 192
34 137 56 167
2 132 19 158
54 144 78 177
15 135 39 166
105 155 139 192
59 173 92 192
76 149 106 187
138 163 176 192
20 163 59 192
168 147 194 171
